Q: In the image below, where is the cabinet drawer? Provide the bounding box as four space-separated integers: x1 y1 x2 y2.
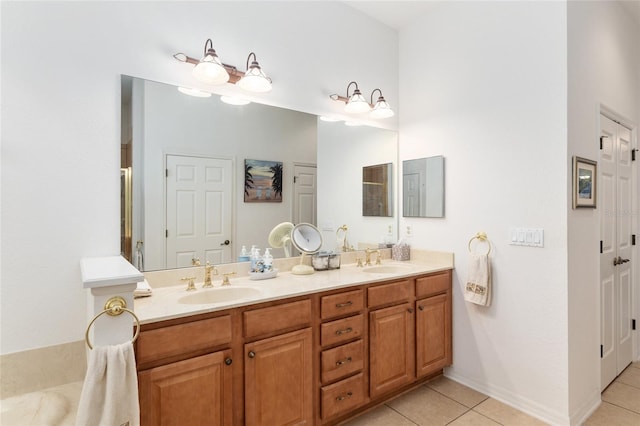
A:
416 271 451 298
321 339 364 384
321 373 365 420
321 314 364 347
244 299 311 339
136 315 232 365
367 279 412 308
321 289 364 320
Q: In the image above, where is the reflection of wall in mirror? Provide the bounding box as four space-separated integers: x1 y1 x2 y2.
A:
126 78 317 270
317 121 398 252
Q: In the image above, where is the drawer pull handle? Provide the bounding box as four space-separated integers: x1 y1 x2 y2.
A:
336 392 353 401
336 357 352 366
248 351 256 359
225 357 233 366
335 301 353 308
335 327 353 335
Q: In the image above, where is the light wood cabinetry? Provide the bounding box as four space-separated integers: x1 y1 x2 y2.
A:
244 328 313 426
138 349 233 426
136 269 452 426
369 302 415 398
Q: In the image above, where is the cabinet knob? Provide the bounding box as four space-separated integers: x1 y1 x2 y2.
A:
225 357 232 366
418 305 424 311
248 351 256 359
408 308 414 314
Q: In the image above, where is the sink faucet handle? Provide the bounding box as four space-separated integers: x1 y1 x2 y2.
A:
221 272 236 286
191 257 201 266
181 276 197 291
356 257 363 267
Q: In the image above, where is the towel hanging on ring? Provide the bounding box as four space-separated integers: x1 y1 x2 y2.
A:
465 233 492 307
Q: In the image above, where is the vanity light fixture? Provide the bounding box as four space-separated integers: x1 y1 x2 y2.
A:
174 39 272 93
237 52 272 93
330 82 394 119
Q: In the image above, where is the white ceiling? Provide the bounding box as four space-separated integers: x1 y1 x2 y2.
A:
345 1 640 30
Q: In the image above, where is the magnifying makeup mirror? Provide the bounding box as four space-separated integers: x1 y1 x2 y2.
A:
290 223 323 275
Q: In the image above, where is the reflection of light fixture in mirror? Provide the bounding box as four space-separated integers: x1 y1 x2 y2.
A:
177 87 212 98
174 39 273 93
319 116 342 122
369 88 394 119
290 223 323 275
220 96 251 106
238 52 272 93
330 82 394 119
191 39 229 85
344 121 363 127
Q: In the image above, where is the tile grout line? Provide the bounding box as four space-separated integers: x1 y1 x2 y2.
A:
470 409 507 426
383 403 420 426
600 400 640 416
425 382 490 410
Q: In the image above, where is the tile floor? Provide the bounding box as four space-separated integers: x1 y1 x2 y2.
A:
343 361 640 426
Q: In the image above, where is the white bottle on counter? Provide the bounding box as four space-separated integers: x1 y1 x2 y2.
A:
263 248 273 271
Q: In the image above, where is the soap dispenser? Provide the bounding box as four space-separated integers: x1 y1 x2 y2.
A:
263 248 273 271
238 245 250 262
251 248 262 272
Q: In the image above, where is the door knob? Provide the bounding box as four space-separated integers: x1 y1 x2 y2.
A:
220 239 230 246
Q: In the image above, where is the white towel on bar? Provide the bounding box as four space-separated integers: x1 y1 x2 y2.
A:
76 341 140 426
464 253 492 307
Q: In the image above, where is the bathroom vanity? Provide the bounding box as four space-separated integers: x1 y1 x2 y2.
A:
134 260 452 425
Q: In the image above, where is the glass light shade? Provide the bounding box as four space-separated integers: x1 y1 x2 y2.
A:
344 121 363 127
238 65 272 93
344 91 371 114
220 96 251 106
177 87 212 98
192 54 230 85
370 98 394 119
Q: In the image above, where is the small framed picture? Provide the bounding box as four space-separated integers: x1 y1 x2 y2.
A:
573 156 597 209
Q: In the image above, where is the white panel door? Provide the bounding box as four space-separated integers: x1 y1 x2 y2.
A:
166 155 233 268
600 114 634 390
293 164 317 226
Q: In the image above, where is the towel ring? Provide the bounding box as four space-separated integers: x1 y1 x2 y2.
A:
468 232 492 255
85 296 141 350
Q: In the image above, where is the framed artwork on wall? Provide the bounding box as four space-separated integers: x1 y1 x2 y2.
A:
572 156 597 209
244 159 283 203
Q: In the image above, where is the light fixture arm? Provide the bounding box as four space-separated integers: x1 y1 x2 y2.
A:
370 88 383 104
203 38 214 55
246 52 257 70
346 81 359 98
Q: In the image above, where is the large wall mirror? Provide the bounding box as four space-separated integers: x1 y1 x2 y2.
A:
121 76 398 271
402 156 445 218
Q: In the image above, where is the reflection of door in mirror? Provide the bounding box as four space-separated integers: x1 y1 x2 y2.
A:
120 167 132 262
403 156 444 218
363 163 393 217
165 155 233 268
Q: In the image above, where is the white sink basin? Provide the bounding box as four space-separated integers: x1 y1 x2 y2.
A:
178 287 263 305
362 265 413 274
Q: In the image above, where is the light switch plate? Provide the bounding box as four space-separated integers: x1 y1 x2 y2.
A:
510 227 544 247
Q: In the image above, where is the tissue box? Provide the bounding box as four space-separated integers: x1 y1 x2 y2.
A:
392 244 410 261
312 252 341 271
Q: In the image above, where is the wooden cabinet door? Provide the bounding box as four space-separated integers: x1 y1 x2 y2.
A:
416 292 452 378
244 328 313 425
138 349 233 426
369 303 414 398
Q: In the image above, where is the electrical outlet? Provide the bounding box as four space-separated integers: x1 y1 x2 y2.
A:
406 225 412 236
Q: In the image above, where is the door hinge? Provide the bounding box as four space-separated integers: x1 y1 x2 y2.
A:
633 235 636 246
600 344 603 358
293 176 297 183
600 136 605 150
165 229 168 238
166 169 169 177
600 240 603 253
632 149 637 162
633 319 636 331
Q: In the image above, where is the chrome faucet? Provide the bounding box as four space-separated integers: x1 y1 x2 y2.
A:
203 262 218 288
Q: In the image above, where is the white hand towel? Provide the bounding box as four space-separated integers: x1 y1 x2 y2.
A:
464 253 492 307
133 279 152 298
76 341 140 426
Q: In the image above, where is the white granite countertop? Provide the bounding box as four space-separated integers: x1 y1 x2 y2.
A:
135 253 454 325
